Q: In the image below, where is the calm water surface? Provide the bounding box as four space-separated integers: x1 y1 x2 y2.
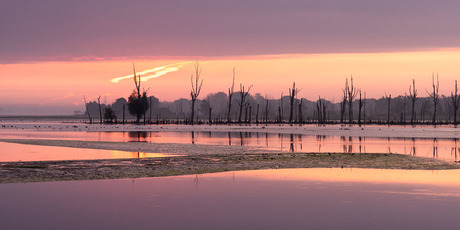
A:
1 168 460 230
1 129 460 162
0 142 178 162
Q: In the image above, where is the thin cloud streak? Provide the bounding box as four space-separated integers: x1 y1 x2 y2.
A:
110 62 192 83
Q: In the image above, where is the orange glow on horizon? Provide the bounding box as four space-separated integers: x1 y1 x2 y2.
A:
232 168 460 187
1 48 460 112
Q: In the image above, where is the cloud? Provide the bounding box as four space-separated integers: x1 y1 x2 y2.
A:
111 62 192 83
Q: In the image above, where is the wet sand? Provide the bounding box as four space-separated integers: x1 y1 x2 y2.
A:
2 152 459 183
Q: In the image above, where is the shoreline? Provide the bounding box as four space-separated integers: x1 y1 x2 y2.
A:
2 152 459 184
3 123 460 139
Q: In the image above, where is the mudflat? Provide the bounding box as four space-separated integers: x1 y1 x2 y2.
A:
2 152 459 183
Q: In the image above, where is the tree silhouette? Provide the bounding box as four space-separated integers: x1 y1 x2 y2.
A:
358 90 364 125
385 93 391 125
346 76 358 124
407 79 418 125
340 81 347 123
451 80 460 125
190 61 203 125
104 107 117 123
97 95 102 125
237 84 252 123
427 73 440 125
127 64 149 124
227 67 236 123
288 82 301 124
83 95 93 124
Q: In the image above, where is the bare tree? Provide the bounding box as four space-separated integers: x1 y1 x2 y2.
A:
83 96 93 124
256 104 260 124
97 95 102 125
265 98 271 124
385 93 391 125
190 62 203 125
316 96 326 124
122 103 126 125
237 84 252 123
420 100 427 123
346 76 358 124
358 90 364 125
340 82 347 123
280 92 284 122
407 79 418 125
227 67 236 123
298 98 303 123
451 80 460 125
288 82 301 124
427 73 440 125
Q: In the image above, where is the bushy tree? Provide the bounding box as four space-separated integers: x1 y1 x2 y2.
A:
104 107 117 123
128 91 149 123
127 64 149 124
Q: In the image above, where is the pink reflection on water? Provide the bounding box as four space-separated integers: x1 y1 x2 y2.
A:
1 168 460 229
0 142 176 162
2 129 460 161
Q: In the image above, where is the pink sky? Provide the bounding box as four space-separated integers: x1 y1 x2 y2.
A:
1 1 460 114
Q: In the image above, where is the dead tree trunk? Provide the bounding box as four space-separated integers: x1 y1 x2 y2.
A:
451 80 460 125
256 104 259 124
278 106 282 123
385 93 391 125
237 84 252 123
83 96 93 124
298 98 303 123
288 82 301 124
407 79 418 125
265 99 270 124
97 95 102 125
340 82 347 123
427 73 440 125
122 103 126 125
227 68 236 123
209 107 212 125
358 90 364 125
190 62 203 125
346 76 358 124
248 106 252 123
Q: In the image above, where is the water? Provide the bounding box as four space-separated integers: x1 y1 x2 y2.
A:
2 129 460 162
0 142 179 162
1 168 460 230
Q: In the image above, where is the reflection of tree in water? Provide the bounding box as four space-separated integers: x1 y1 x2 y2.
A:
194 174 199 189
289 134 294 152
265 133 269 147
340 136 353 153
316 135 326 152
279 133 283 151
432 138 438 158
451 139 459 161
298 134 303 151
387 137 392 153
228 132 232 146
128 131 148 142
191 131 195 144
348 137 353 153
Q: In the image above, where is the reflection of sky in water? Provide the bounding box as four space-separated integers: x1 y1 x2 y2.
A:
2 129 460 162
0 142 179 162
1 168 460 229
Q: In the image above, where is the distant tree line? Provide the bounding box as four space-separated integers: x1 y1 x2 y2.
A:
84 65 460 125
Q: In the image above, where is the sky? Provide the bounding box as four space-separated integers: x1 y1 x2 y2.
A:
1 0 460 115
